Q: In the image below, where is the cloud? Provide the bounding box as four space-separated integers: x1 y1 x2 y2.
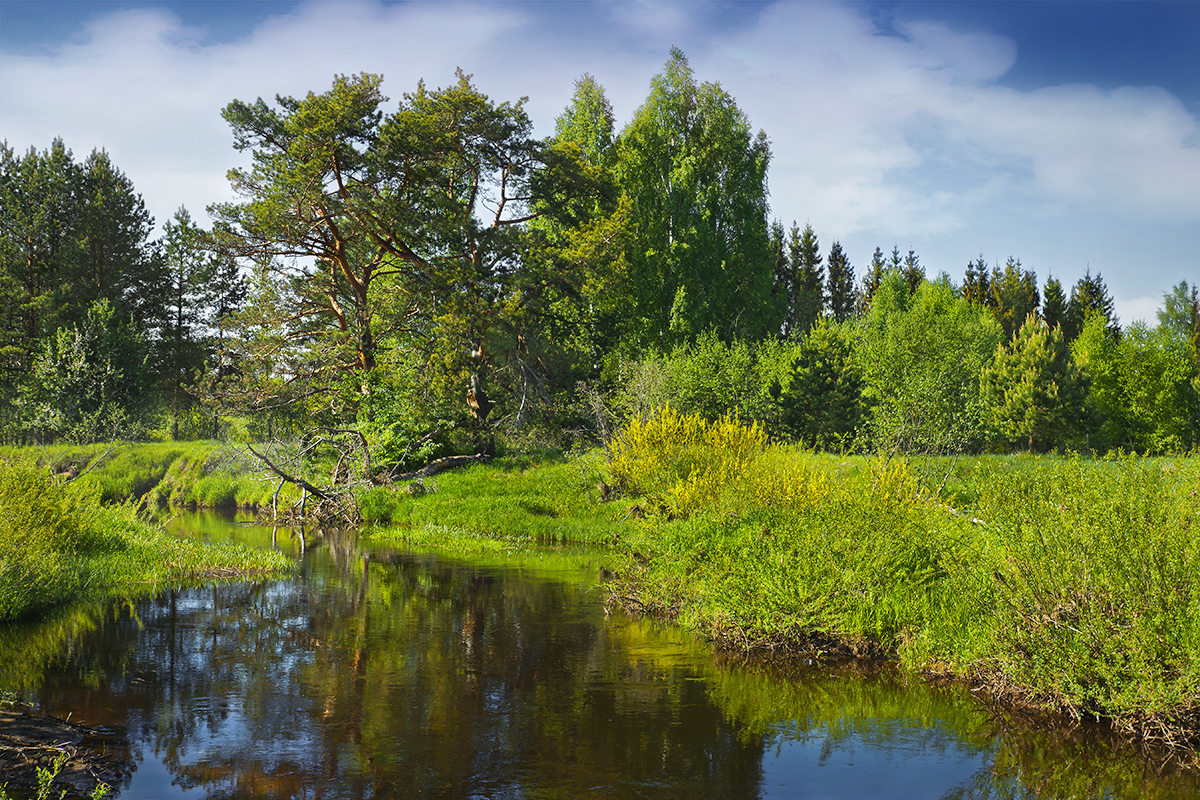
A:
0 0 1194 323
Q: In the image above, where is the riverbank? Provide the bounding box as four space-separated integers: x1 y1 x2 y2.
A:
0 457 291 623
362 427 1200 760
4 438 1198 760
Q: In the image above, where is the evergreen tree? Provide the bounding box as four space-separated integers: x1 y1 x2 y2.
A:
858 246 886 314
981 313 1090 451
988 256 1040 341
789 223 824 335
1064 268 1117 343
900 249 924 294
1042 276 1067 332
961 256 991 307
825 241 856 322
774 318 864 449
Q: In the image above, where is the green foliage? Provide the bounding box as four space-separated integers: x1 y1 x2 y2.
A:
614 331 782 431
1074 315 1200 451
22 298 152 443
363 451 629 545
605 434 1200 741
772 318 865 449
987 256 1040 341
0 453 289 623
616 48 778 346
606 406 766 516
981 313 1091 451
856 273 1001 454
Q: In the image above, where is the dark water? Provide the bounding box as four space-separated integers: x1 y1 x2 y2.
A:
1 513 1196 799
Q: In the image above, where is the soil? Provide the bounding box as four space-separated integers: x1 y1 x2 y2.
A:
0 708 131 797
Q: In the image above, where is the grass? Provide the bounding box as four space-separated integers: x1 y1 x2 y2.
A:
0 457 291 623
359 449 632 546
600 409 1200 753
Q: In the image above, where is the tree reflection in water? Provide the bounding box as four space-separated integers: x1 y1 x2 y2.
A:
3 524 1198 799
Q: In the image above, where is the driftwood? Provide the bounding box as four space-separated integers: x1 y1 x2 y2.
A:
393 454 488 481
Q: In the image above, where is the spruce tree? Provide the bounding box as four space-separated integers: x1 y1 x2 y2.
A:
988 256 1040 341
1042 276 1067 332
858 246 886 314
900 249 925 294
826 241 857 322
1064 268 1118 342
788 223 824 336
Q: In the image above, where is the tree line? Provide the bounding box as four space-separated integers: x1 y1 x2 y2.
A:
2 49 1197 458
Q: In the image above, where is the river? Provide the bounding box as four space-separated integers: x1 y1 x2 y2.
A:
0 512 1195 798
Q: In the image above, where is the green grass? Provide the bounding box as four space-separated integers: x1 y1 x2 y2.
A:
360 450 632 546
600 419 1200 751
0 457 291 623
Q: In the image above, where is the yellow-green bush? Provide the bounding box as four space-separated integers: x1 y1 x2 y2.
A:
607 407 766 516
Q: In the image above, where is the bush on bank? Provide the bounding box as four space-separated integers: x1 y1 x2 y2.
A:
604 407 1200 747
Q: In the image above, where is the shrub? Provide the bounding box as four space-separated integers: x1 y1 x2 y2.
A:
607 407 766 516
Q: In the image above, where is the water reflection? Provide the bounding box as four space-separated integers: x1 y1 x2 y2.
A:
2 519 1197 799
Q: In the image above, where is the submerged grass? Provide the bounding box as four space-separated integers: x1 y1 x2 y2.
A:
0 457 291 622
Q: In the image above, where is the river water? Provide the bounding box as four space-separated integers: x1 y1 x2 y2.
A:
1 513 1196 798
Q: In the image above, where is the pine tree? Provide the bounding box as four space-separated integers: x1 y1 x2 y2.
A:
982 312 1089 452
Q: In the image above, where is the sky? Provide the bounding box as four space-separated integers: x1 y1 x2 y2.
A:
1 0 1197 325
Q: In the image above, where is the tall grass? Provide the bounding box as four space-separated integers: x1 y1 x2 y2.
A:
603 407 1200 748
0 457 291 622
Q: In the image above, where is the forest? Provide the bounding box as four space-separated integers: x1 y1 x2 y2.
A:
2 49 1198 464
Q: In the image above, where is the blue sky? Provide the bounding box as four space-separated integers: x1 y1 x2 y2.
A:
2 0 1197 324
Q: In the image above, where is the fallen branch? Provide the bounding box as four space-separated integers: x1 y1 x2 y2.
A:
245 443 330 500
393 454 488 481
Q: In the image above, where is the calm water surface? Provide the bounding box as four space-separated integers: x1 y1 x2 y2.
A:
1 512 1195 799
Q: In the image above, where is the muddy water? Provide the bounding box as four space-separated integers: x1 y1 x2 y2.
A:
1 513 1196 798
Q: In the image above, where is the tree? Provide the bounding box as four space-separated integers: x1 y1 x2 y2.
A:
615 48 778 346
960 256 991 307
1074 314 1200 451
856 273 1001 454
211 72 610 453
1041 276 1067 332
0 140 160 441
21 299 151 443
858 247 887 314
988 257 1040 341
981 313 1090 451
825 240 856 322
773 317 864 449
787 223 824 335
1064 268 1117 343
900 249 924 294
1158 281 1199 355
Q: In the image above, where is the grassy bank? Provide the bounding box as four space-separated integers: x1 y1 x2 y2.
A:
0 458 291 622
359 449 631 547
600 408 1200 752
